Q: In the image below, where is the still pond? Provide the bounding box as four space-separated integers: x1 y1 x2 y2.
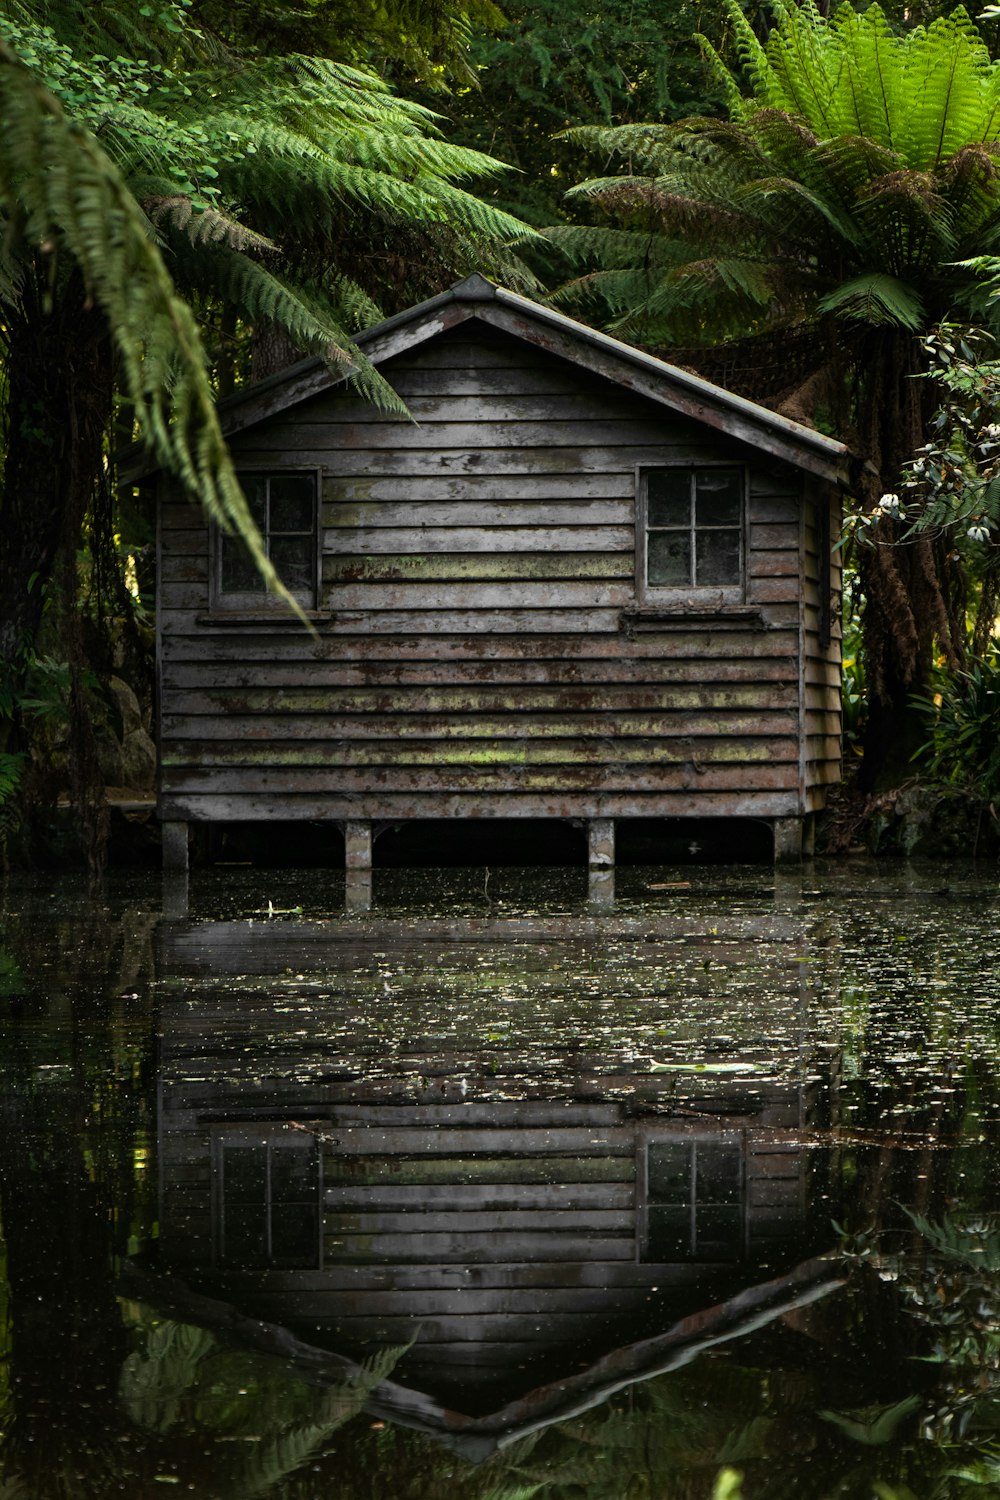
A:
2 862 1000 1498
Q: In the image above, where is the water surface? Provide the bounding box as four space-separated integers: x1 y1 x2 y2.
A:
2 863 1000 1498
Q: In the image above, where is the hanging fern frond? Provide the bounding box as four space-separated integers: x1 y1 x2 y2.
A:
0 38 290 600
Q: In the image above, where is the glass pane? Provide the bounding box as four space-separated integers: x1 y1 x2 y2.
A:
695 469 742 526
695 529 741 585
220 536 263 595
241 475 268 530
222 1206 268 1267
646 1206 692 1261
271 1205 319 1267
224 1145 268 1203
269 475 314 534
695 1143 741 1203
271 1145 318 1202
647 469 691 527
648 531 691 587
270 535 314 592
694 1204 743 1261
647 1142 692 1202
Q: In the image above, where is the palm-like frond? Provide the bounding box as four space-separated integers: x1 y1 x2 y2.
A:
0 38 288 599
555 2 1000 354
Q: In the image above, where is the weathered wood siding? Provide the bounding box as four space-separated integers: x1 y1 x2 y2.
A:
158 322 839 825
158 1098 810 1403
802 488 843 810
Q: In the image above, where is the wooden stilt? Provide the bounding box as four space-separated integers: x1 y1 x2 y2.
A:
588 817 615 868
162 820 189 871
772 816 803 864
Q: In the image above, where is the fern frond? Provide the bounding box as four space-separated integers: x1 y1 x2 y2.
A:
0 39 290 603
818 271 925 329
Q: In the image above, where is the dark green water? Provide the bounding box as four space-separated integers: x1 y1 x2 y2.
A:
2 863 1000 1499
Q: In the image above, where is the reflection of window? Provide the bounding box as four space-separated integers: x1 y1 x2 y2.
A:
641 1136 744 1263
213 1130 321 1269
217 472 318 607
639 467 745 596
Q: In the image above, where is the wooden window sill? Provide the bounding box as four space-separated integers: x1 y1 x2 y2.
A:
620 604 767 635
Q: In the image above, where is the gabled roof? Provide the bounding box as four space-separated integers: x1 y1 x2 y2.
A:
238 273 853 484
131 274 852 486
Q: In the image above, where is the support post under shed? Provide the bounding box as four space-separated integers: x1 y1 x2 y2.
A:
772 816 804 864
588 818 615 869
162 820 189 872
344 820 372 871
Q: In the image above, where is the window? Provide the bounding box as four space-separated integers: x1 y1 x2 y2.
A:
217 471 318 607
639 466 745 598
212 1129 322 1269
640 1135 745 1263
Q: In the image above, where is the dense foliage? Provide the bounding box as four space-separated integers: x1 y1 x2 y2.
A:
551 0 1000 782
0 0 531 857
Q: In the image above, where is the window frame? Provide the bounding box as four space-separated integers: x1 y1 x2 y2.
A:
637 1128 747 1264
636 463 748 605
210 1125 324 1271
213 468 322 611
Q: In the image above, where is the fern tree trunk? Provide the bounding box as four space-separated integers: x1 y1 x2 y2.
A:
850 328 961 790
0 263 112 675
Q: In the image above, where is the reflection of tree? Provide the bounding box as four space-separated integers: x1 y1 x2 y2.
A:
119 1308 402 1498
0 900 157 1495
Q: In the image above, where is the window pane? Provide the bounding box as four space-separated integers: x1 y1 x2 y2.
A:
647 469 691 527
224 1145 268 1202
242 475 268 530
695 529 741 585
695 470 742 526
271 1205 320 1267
648 531 691 586
647 1142 692 1202
271 1145 319 1203
222 1206 268 1267
646 1206 692 1261
694 1204 742 1261
220 537 263 594
270 475 314 533
695 1143 741 1203
270 535 314 592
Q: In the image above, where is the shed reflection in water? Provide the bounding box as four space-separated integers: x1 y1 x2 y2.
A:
3 866 1000 1497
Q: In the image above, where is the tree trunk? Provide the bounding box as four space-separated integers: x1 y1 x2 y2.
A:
0 262 112 673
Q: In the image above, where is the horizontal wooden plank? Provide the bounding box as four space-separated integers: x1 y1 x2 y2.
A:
164 683 796 716
160 762 803 795
161 657 801 689
266 1311 640 1344
157 788 804 820
160 605 801 636
320 526 634 555
160 762 803 798
321 1231 636 1263
327 393 647 424
160 708 800 740
322 1183 634 1210
747 522 799 550
248 418 721 451
245 1283 647 1316
160 580 637 612
318 1126 634 1155
199 1260 713 1293
323 552 631 584
323 1208 633 1234
321 1156 633 1187
388 366 608 398
228 445 729 477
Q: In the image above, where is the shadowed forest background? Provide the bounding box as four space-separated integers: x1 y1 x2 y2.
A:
3 0 1000 867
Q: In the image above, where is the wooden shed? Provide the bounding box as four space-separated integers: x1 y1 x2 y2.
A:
154 274 850 870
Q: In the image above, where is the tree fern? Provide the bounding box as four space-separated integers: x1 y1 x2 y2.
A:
0 37 287 597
